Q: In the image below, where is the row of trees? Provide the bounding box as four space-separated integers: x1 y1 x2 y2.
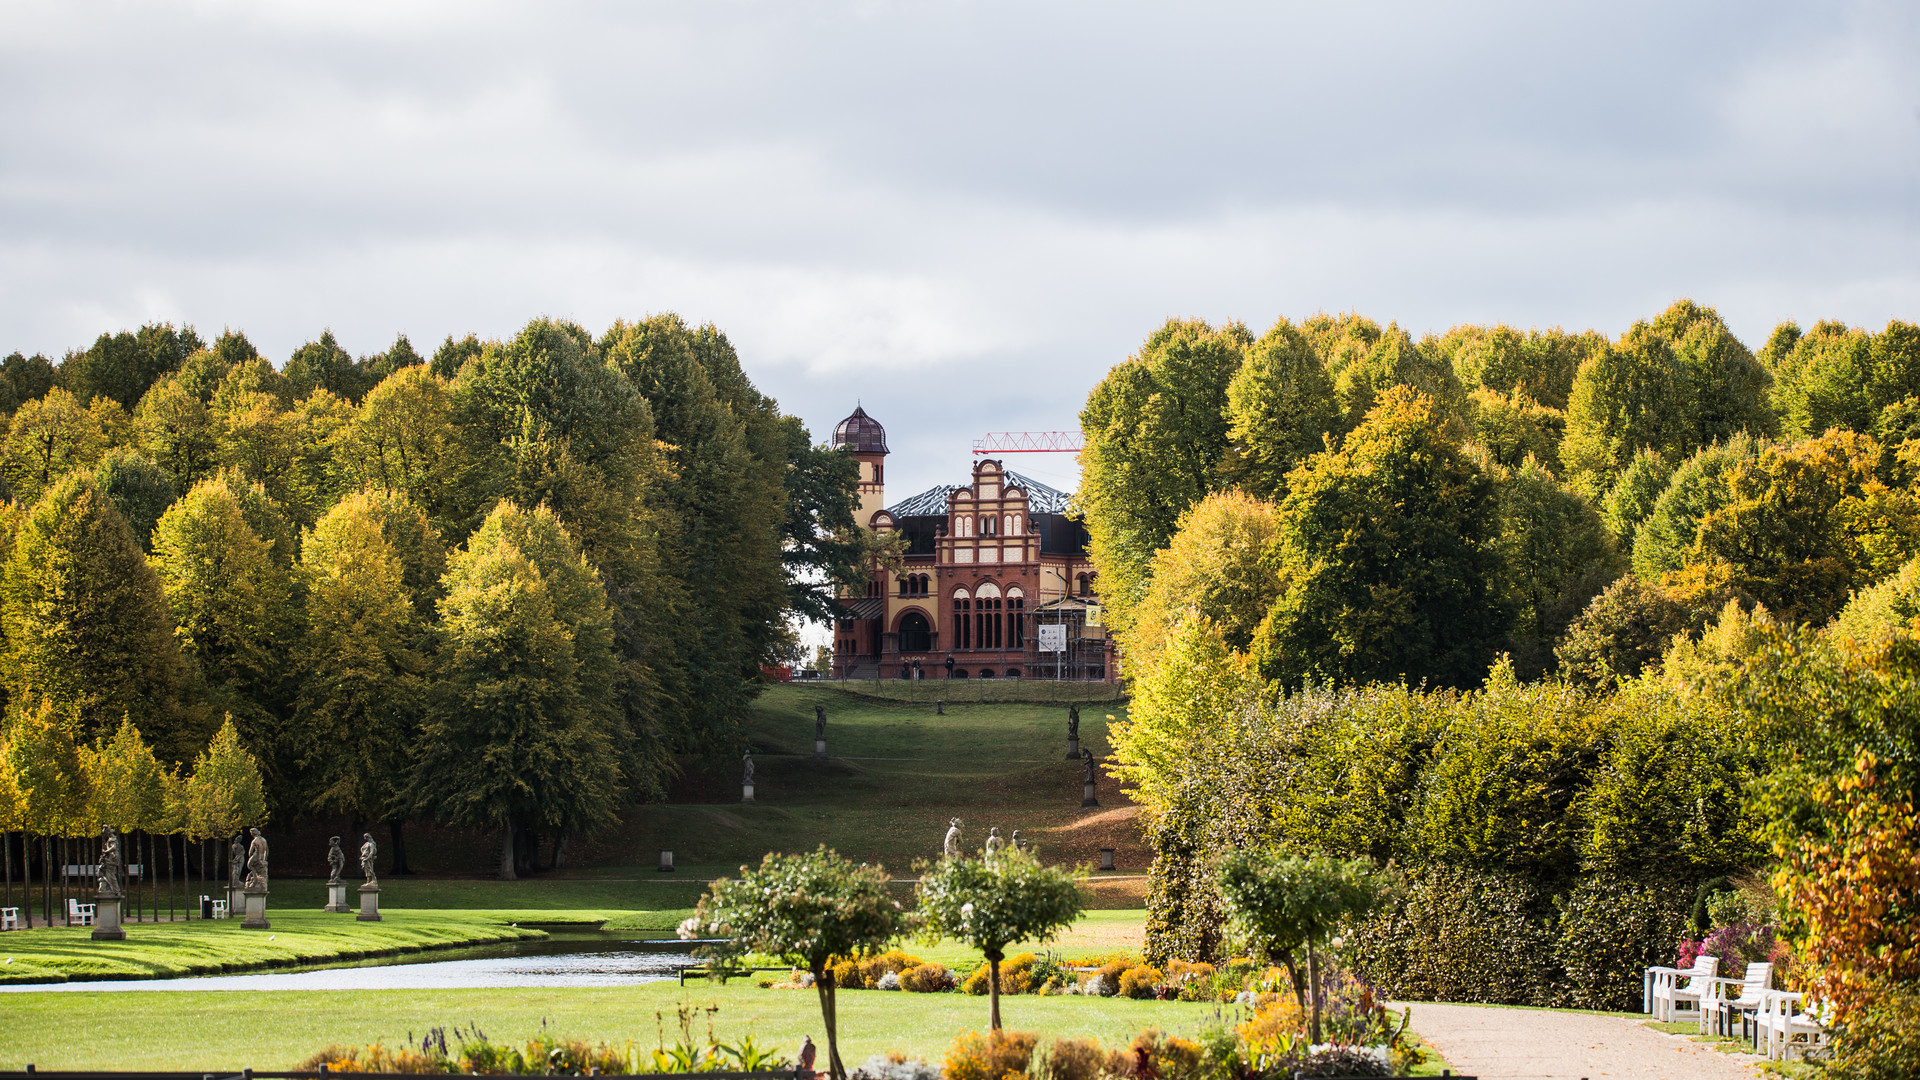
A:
0 317 866 875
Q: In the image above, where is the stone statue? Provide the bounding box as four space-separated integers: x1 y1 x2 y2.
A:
742 751 756 785
360 832 379 886
985 827 1004 855
243 827 269 891
814 705 827 741
1010 829 1024 853
943 818 962 859
97 826 122 898
229 833 246 889
326 836 345 886
1068 705 1080 740
1081 748 1098 785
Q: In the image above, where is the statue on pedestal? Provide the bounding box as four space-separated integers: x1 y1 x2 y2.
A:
985 827 1004 855
243 827 269 891
742 751 756 785
97 826 123 899
360 833 379 886
326 836 345 886
815 705 827 741
1081 749 1098 785
1010 829 1024 854
942 818 962 859
228 833 246 890
1068 705 1080 741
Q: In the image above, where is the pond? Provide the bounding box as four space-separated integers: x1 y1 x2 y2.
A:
0 926 713 993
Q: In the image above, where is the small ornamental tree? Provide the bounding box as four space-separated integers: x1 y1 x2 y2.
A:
183 716 268 841
1219 851 1389 1045
915 847 1084 1031
685 848 904 1080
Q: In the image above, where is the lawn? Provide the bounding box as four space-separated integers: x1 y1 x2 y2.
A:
0 980 1226 1071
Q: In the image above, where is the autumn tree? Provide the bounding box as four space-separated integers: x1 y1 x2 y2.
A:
1120 490 1282 679
132 375 220 494
1078 318 1249 632
183 716 268 841
1222 318 1339 500
89 449 175 552
1253 386 1509 688
1488 456 1620 677
917 847 1084 1031
333 364 468 535
1 475 189 756
0 387 106 504
58 322 203 409
84 716 167 833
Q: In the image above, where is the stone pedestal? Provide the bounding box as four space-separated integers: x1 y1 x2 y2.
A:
1065 737 1080 760
658 850 674 872
357 884 382 922
742 783 755 804
241 888 270 930
323 882 351 913
814 739 827 758
91 896 125 941
1081 781 1100 808
1099 848 1116 871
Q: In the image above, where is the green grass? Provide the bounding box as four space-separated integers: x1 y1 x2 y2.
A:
0 981 1226 1071
819 676 1129 705
0 909 541 983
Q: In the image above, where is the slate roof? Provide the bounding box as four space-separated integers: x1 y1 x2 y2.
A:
884 470 1073 518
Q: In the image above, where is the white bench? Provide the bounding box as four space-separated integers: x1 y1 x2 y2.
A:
1702 960 1772 1038
0 907 18 930
1647 953 1718 1023
67 898 95 926
211 899 229 919
1759 989 1831 1061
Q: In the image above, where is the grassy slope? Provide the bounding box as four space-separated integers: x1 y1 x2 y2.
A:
0 910 541 983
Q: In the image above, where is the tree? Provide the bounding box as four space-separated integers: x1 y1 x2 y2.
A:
0 387 106 504
1438 323 1596 410
1770 321 1876 439
1078 318 1249 632
1554 576 1711 687
58 323 203 409
1121 490 1282 679
1654 300 1775 450
1488 456 1619 678
1253 386 1509 688
779 421 867 624
296 491 430 830
0 351 56 413
89 448 175 552
183 716 268 841
687 848 906 1080
149 478 291 771
1464 388 1564 471
414 501 623 878
1218 851 1388 1044
1601 448 1675 548
1630 434 1762 581
1327 324 1464 433
333 365 468 536
132 375 220 495
84 716 167 833
1223 319 1339 500
915 847 1084 1032
1 475 189 758
1562 333 1685 498
5 697 90 839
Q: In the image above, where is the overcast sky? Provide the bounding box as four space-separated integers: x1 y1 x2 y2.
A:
3 0 1917 499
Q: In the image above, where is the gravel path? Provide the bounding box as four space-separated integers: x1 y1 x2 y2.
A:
1400 1002 1761 1079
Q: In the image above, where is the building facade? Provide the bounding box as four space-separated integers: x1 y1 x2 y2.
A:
830 405 1115 681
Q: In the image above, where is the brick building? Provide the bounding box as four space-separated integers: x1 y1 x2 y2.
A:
830 405 1115 681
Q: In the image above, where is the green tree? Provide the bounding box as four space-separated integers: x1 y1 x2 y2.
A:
333 365 468 536
0 351 56 413
429 333 484 381
1254 386 1509 688
182 716 268 841
1562 333 1685 497
284 330 362 402
1077 318 1249 632
1464 389 1564 471
88 448 175 552
58 323 204 409
1770 321 1876 439
296 491 431 829
1439 324 1596 410
132 375 220 494
779 422 867 624
1488 456 1620 678
1327 324 1464 432
689 848 907 1080
0 387 106 504
1218 851 1388 1044
0 475 189 757
1554 577 1709 687
1121 490 1282 678
916 847 1084 1032
4 697 91 838
149 478 291 770
1223 318 1339 500
414 501 623 878
83 716 167 832
1630 434 1762 581
1601 448 1676 548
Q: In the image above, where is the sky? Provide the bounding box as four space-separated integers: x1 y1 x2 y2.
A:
2 0 1917 501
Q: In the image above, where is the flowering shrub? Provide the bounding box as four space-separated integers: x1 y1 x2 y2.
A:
963 953 1039 996
297 1023 791 1076
1118 964 1165 999
1676 922 1784 981
849 1052 939 1080
899 962 954 993
943 1029 1038 1080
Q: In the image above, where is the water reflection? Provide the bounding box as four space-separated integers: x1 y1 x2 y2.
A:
0 927 707 993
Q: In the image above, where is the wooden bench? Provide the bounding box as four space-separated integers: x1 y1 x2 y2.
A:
1703 961 1772 1041
211 899 229 919
0 907 18 931
1759 989 1831 1061
66 898 95 926
1647 953 1718 1023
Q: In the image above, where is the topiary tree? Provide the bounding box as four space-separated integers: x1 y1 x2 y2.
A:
685 847 904 1080
183 716 267 843
915 847 1084 1032
1219 850 1389 1046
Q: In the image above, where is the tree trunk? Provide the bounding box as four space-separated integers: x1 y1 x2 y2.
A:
498 822 517 880
987 949 1004 1031
1307 940 1323 1046
813 966 846 1080
386 819 410 876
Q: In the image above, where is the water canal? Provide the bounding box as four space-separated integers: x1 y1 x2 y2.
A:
0 926 710 992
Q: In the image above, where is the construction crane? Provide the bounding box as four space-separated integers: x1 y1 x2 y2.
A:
971 431 1084 455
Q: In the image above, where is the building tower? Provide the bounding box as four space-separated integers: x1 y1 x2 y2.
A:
833 404 888 527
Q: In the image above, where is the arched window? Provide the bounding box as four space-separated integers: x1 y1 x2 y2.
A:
1076 573 1091 597
899 611 932 653
1007 588 1025 650
982 516 997 537
1006 514 1019 536
958 516 973 538
953 588 971 650
917 575 930 596
976 583 1002 650
898 577 910 597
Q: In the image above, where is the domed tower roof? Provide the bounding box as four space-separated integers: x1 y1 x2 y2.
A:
832 405 888 454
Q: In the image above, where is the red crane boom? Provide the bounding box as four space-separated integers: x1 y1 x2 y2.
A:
971 431 1084 455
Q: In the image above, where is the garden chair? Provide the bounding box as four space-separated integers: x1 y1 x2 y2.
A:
66 898 95 926
1703 960 1772 1039
0 907 18 930
1759 989 1831 1062
211 899 229 919
1647 953 1717 1023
